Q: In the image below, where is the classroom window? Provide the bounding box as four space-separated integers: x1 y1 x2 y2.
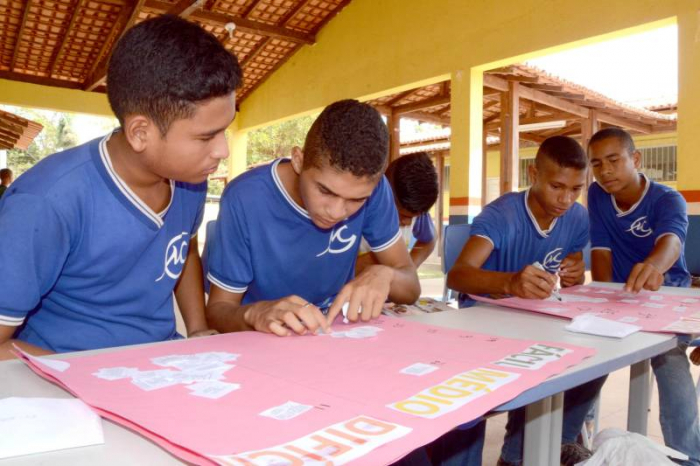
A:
638 145 676 182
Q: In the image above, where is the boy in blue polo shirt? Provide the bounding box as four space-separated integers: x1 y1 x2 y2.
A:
356 151 439 274
0 15 241 359
447 136 604 466
205 99 420 337
588 127 700 466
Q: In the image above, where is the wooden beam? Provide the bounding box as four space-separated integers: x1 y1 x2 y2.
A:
387 112 401 163
0 70 83 89
167 0 204 17
484 112 573 131
519 132 546 144
597 112 652 134
500 80 519 194
483 100 498 111
10 0 32 71
581 110 599 206
503 75 539 83
401 137 449 150
239 0 260 18
483 74 508 92
402 111 450 126
528 83 564 92
394 95 451 116
143 0 315 44
385 88 419 107
49 0 84 78
83 0 146 91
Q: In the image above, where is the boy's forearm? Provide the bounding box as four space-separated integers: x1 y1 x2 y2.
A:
645 235 681 274
174 250 208 335
409 238 436 268
387 265 421 304
447 266 515 296
0 339 54 361
206 301 256 333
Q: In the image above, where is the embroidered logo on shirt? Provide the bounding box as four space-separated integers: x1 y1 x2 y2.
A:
627 216 653 238
543 248 564 272
316 225 357 257
156 231 190 282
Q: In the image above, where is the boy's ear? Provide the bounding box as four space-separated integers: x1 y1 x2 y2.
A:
291 146 304 175
122 115 156 153
631 149 642 169
528 163 538 186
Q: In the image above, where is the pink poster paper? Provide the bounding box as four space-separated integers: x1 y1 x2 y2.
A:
16 318 595 465
472 285 700 334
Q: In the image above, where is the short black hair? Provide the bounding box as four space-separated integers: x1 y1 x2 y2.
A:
107 15 242 135
535 136 587 170
303 99 389 177
0 168 11 181
386 152 438 214
589 127 636 154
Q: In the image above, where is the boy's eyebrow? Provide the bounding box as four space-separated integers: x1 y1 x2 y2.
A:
317 181 370 202
197 115 236 138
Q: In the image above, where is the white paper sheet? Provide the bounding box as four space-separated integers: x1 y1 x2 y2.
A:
0 397 104 459
565 314 641 339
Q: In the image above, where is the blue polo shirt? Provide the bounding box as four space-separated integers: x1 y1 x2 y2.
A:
459 190 589 307
207 158 401 311
0 134 206 352
588 174 690 287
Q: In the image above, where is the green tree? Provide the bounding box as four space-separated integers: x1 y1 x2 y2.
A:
247 115 315 166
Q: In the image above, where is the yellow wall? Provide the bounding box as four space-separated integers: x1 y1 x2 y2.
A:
235 0 700 217
0 78 113 117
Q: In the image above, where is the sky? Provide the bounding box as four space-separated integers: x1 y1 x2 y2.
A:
526 24 677 109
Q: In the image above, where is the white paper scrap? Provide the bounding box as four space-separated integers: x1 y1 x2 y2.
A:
187 381 240 399
400 363 439 376
259 401 313 420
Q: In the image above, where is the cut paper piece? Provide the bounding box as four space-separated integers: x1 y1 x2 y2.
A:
14 319 595 466
565 314 641 339
21 351 71 372
259 401 313 420
93 367 139 381
472 285 700 334
330 325 383 339
662 320 700 334
0 397 103 459
593 290 616 294
400 363 440 376
187 381 240 399
541 307 569 313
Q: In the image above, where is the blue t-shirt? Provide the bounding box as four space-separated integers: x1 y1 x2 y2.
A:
0 134 206 352
207 158 401 311
459 190 589 307
588 175 690 287
412 212 436 243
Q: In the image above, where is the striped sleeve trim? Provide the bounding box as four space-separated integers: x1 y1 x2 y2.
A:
0 314 25 327
370 230 402 253
207 273 248 294
655 232 680 244
474 234 494 247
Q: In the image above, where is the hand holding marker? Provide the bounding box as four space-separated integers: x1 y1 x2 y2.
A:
533 261 562 302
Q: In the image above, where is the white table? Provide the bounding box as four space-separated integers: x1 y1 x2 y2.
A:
0 282 688 466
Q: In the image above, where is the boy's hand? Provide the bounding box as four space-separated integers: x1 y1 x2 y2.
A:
506 265 556 300
625 262 664 293
189 329 219 338
244 295 329 337
326 265 393 325
559 254 585 287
